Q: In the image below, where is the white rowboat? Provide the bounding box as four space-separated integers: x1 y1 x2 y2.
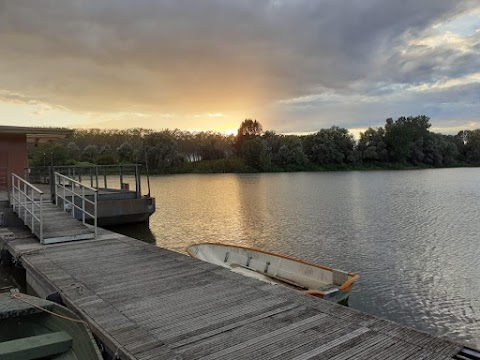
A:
186 243 359 304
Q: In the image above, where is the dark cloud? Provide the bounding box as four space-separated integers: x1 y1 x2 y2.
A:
0 0 478 131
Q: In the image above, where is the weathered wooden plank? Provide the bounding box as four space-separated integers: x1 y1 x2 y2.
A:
176 306 319 359
125 287 264 324
322 333 393 360
250 318 358 360
289 327 371 360
150 297 289 338
1 225 470 360
364 340 420 360
171 303 299 349
199 314 328 360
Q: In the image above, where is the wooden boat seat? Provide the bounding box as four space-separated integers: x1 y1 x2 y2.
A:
0 294 54 320
0 331 73 360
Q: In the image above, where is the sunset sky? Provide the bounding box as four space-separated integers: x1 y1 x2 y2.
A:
0 1 479 136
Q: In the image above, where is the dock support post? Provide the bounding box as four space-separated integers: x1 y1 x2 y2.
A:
119 166 123 190
50 166 55 203
71 178 75 219
95 167 99 189
82 187 85 224
11 175 15 212
136 165 142 198
40 194 43 243
104 167 107 189
55 175 58 207
94 191 97 239
31 187 34 231
23 182 27 226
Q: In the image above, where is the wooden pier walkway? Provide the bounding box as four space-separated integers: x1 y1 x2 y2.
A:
0 226 471 360
1 190 92 242
15 200 95 244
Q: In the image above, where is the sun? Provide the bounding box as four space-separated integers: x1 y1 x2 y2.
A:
219 128 238 136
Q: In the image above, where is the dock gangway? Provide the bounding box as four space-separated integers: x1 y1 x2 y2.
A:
10 173 96 244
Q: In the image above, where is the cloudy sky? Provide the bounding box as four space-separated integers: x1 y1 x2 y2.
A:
0 0 479 135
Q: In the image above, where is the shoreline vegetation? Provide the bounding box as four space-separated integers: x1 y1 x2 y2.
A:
29 116 480 174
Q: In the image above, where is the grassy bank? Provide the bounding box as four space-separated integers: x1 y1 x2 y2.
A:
144 159 472 175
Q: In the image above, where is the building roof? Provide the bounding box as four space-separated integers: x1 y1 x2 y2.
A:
0 125 73 142
0 125 73 136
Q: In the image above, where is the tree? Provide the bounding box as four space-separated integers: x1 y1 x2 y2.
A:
96 154 117 165
277 136 307 166
30 143 68 166
358 127 387 162
99 144 112 155
384 115 431 164
66 142 81 161
304 127 355 165
82 145 98 163
198 132 231 160
117 142 134 163
422 133 459 166
141 131 182 172
241 139 271 170
463 130 480 164
235 119 263 154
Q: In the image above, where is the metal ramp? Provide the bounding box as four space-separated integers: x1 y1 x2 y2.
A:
10 173 97 244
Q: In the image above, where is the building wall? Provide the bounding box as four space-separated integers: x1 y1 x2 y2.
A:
0 133 28 187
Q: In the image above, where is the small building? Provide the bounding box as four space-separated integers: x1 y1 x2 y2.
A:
0 125 72 189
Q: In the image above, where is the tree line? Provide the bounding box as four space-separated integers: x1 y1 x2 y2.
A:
29 116 480 173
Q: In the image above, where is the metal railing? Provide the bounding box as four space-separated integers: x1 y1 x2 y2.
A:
26 164 151 199
55 172 98 238
11 173 44 242
63 164 140 196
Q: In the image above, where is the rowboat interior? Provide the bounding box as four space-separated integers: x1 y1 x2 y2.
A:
186 243 359 304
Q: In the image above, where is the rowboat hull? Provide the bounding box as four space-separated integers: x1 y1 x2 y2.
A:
0 292 102 360
186 243 359 304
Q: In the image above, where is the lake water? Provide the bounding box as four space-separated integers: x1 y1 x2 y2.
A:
114 168 480 348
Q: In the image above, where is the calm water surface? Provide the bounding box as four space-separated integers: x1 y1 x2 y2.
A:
117 169 479 348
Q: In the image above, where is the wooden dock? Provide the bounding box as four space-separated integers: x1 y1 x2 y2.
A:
30 201 94 243
14 199 95 244
0 226 470 360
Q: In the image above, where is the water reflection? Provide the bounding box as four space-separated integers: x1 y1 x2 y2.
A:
130 169 480 348
0 263 26 294
106 222 156 244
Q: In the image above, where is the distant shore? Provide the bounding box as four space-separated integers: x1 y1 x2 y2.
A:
146 158 473 175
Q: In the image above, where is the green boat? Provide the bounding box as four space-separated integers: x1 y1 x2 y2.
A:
0 291 102 360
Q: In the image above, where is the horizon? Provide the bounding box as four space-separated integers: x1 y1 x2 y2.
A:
0 1 479 135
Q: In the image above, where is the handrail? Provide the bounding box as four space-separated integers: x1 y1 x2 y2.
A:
53 164 142 198
27 164 145 199
11 173 44 243
54 164 142 168
56 172 96 192
55 172 97 238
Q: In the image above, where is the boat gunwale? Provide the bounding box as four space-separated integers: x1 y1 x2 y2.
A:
186 242 360 291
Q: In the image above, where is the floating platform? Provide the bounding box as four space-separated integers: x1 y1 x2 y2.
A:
0 225 474 360
26 165 155 226
33 184 155 226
